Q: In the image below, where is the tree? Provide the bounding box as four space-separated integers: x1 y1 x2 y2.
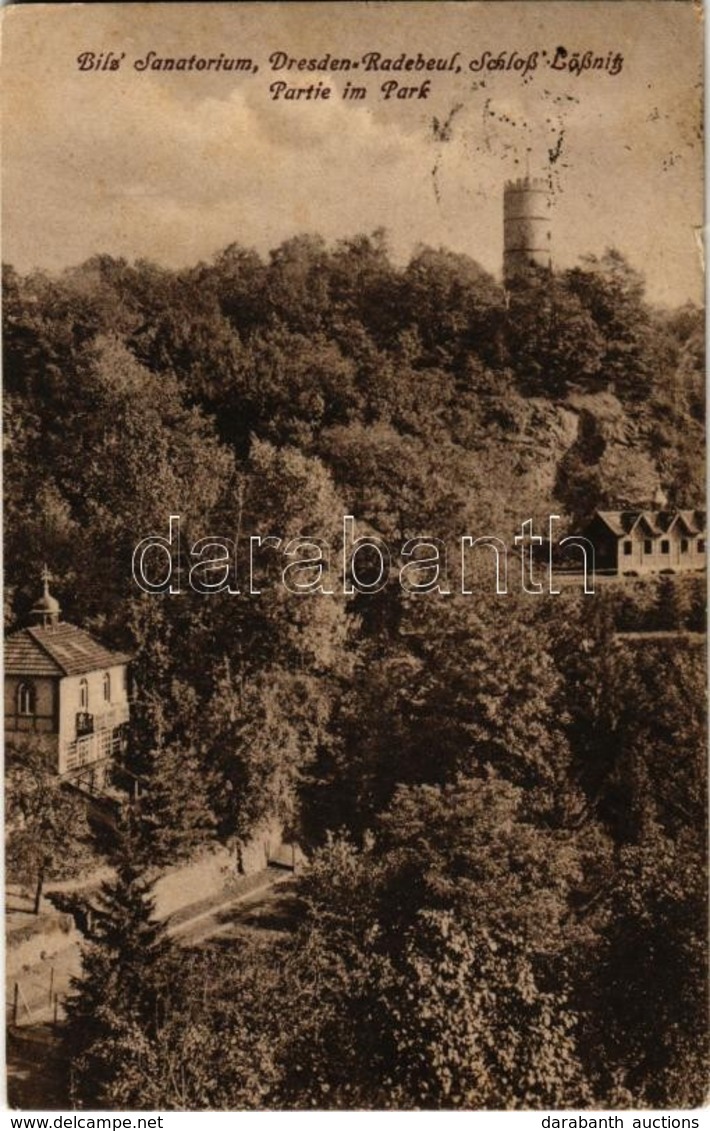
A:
206 242 267 337
204 662 331 846
283 774 600 1109
96 942 287 1110
553 602 706 844
5 332 235 635
135 741 218 869
327 229 403 349
400 246 502 372
504 272 605 397
263 234 332 335
563 251 655 402
305 595 588 844
375 773 604 960
302 642 423 841
234 438 351 671
318 421 471 546
64 817 172 1108
5 235 705 1112
385 908 589 1109
580 828 708 1107
5 738 93 912
227 326 361 449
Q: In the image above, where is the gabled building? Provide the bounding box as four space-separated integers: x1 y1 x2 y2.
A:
5 570 131 792
584 509 706 577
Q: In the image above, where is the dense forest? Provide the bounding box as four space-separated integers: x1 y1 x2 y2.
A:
3 235 707 1109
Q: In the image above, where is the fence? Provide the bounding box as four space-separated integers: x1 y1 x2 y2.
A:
7 967 68 1029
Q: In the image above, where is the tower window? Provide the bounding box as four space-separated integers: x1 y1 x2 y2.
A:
17 683 35 716
79 679 89 711
103 672 111 703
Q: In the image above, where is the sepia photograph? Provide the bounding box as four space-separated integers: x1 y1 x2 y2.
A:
2 0 706 1114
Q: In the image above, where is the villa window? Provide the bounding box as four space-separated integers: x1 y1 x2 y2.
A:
17 682 35 716
643 539 652 554
681 538 689 553
623 540 632 555
699 539 706 554
660 540 670 554
103 672 111 703
79 678 89 711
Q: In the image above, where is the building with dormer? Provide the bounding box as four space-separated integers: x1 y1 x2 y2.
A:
584 510 706 577
4 571 131 792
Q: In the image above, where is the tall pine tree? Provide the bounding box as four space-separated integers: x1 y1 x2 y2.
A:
64 812 173 1108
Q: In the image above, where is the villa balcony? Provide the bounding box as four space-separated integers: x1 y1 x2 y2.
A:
63 717 129 774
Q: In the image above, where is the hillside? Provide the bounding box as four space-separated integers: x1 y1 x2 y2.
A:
3 237 707 1109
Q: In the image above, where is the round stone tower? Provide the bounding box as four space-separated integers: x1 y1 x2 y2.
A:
503 176 552 282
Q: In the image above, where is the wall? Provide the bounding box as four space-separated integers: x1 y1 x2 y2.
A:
619 532 705 575
503 178 552 280
235 816 284 876
58 663 129 774
5 675 58 736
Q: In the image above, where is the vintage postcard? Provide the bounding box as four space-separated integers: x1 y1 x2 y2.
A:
3 0 705 1114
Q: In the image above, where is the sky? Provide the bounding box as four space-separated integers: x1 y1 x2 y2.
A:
2 1 704 306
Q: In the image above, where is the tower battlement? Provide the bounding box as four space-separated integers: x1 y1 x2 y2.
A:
504 175 549 193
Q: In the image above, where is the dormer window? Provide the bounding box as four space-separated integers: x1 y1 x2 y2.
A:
79 678 89 711
103 672 111 703
17 682 35 716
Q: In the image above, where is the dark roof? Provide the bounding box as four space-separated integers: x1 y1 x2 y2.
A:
5 623 131 678
673 510 704 535
592 509 706 538
630 513 662 536
593 511 627 537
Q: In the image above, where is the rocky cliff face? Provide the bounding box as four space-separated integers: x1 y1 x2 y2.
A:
558 391 662 511
465 389 662 532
